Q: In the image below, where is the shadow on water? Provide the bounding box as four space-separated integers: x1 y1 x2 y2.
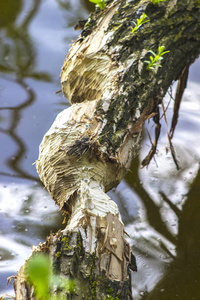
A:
139 168 200 300
107 77 200 299
123 98 200 299
126 156 177 246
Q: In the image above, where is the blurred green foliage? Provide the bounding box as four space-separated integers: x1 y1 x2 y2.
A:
26 253 76 300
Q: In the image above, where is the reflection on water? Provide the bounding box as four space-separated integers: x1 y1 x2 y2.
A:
0 0 50 182
0 1 200 299
119 83 200 299
143 168 200 299
0 182 63 295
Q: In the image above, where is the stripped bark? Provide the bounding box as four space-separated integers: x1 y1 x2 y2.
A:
14 0 200 299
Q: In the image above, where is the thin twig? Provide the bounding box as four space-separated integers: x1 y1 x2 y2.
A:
161 101 181 170
141 106 161 168
169 65 189 139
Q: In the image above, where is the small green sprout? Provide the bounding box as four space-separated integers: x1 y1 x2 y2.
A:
89 0 106 9
26 253 76 300
151 0 166 5
131 13 149 34
144 45 170 71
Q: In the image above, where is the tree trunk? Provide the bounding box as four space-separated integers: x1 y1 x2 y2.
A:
14 0 200 299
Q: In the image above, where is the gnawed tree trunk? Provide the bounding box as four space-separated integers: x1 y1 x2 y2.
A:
14 0 200 299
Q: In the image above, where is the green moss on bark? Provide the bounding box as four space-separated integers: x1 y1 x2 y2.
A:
52 231 131 299
94 0 200 156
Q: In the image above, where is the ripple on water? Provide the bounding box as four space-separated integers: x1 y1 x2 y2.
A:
0 183 63 296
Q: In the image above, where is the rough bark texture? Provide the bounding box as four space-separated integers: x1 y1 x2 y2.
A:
14 0 200 299
61 0 200 157
14 216 135 299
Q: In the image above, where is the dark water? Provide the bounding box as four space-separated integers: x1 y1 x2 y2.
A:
0 1 200 299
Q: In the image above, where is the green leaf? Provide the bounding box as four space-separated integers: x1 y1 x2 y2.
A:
89 0 100 3
148 50 156 57
159 45 165 51
131 27 137 33
141 13 147 19
151 0 166 5
89 0 106 9
26 254 51 300
162 50 170 55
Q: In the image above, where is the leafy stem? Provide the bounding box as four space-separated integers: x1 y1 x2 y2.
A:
89 0 106 9
131 13 150 33
144 46 170 71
